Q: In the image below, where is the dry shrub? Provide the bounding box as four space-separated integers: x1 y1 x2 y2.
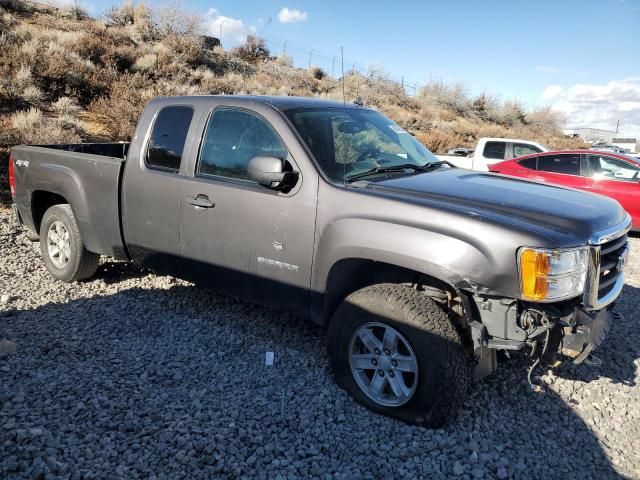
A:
199 72 244 94
526 106 565 132
88 73 151 140
415 130 466 153
3 108 82 145
52 96 80 116
276 54 293 67
309 66 326 80
153 0 202 38
231 36 270 64
133 53 157 73
418 80 469 115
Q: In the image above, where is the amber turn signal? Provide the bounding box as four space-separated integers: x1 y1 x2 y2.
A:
519 248 551 301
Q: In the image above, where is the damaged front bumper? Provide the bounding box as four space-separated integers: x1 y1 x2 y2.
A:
562 307 615 364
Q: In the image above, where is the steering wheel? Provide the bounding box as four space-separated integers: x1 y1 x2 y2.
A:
356 148 382 163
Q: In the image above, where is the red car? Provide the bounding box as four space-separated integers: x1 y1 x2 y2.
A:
490 150 640 229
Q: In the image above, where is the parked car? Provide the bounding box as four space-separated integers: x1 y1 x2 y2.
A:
489 150 640 229
9 96 630 426
437 137 549 170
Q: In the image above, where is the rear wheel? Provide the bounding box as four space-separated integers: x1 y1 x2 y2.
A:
39 204 99 282
328 283 471 427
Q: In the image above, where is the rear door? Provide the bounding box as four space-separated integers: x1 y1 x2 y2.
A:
531 153 586 189
584 153 640 224
178 105 318 318
122 104 198 276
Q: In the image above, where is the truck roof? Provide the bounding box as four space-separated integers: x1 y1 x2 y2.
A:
151 95 372 111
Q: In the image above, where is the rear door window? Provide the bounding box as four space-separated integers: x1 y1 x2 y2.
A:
518 157 538 170
483 141 507 160
537 154 580 176
513 143 543 157
146 106 194 171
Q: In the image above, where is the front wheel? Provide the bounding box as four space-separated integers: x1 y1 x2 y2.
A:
39 204 99 282
328 283 471 427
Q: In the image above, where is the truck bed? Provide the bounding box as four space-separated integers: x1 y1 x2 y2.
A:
10 143 130 259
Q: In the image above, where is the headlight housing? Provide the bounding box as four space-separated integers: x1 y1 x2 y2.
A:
518 247 589 302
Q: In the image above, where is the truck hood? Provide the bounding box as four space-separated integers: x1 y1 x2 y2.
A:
359 168 627 242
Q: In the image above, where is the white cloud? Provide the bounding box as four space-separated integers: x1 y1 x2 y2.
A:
540 77 640 136
535 65 560 73
278 7 308 23
204 8 253 47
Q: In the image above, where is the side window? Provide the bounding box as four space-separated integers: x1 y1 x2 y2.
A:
483 141 506 160
146 106 194 171
588 154 640 182
197 108 288 181
518 157 538 170
537 154 580 176
513 143 542 157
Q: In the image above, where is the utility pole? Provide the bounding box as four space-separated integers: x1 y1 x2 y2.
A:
308 49 314 69
219 20 226 45
616 120 620 134
332 56 337 78
283 41 288 57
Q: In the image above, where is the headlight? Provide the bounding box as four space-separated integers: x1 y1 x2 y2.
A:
518 247 589 302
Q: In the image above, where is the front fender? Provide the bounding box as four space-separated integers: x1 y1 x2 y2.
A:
312 218 518 316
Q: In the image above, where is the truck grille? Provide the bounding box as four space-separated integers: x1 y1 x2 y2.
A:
598 234 628 297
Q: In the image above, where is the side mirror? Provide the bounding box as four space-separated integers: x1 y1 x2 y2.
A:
247 156 299 190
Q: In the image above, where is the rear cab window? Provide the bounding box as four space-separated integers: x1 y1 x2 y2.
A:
483 141 506 160
146 106 194 172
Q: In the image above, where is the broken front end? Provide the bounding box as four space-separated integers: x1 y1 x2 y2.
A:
465 220 630 381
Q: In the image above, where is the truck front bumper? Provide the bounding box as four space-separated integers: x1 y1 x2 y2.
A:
562 306 615 364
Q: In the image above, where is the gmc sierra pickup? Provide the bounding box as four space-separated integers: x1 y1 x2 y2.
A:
9 96 630 426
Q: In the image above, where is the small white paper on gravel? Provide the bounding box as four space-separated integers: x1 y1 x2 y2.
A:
265 351 275 366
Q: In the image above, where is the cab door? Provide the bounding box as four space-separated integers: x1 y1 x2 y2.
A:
122 103 199 277
178 105 318 318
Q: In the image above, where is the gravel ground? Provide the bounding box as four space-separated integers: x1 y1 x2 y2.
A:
1 206 639 480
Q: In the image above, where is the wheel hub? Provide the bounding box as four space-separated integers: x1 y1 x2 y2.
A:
47 221 71 268
348 322 419 407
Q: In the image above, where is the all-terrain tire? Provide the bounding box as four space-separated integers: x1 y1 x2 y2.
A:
39 204 99 282
328 283 471 427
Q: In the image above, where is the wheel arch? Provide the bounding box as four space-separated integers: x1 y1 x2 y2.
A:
314 257 459 327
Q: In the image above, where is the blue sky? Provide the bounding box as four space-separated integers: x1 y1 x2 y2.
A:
81 0 640 134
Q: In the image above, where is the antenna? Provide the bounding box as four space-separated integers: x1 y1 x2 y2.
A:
341 46 346 107
341 46 347 187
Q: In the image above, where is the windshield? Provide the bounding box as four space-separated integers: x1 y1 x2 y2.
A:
284 107 442 183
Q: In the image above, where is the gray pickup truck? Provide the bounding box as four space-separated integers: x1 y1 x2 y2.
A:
9 96 630 426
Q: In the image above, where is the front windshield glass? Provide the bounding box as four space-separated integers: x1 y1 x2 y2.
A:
284 107 442 183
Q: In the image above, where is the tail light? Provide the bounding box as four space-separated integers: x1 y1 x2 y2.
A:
8 152 16 197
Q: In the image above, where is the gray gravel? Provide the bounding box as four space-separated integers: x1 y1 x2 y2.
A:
1 206 639 479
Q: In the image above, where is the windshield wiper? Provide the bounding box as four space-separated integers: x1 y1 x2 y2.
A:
345 161 446 183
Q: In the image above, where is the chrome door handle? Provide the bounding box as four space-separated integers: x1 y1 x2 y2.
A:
187 195 215 209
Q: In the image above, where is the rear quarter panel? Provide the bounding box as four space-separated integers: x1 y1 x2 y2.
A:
10 145 126 258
